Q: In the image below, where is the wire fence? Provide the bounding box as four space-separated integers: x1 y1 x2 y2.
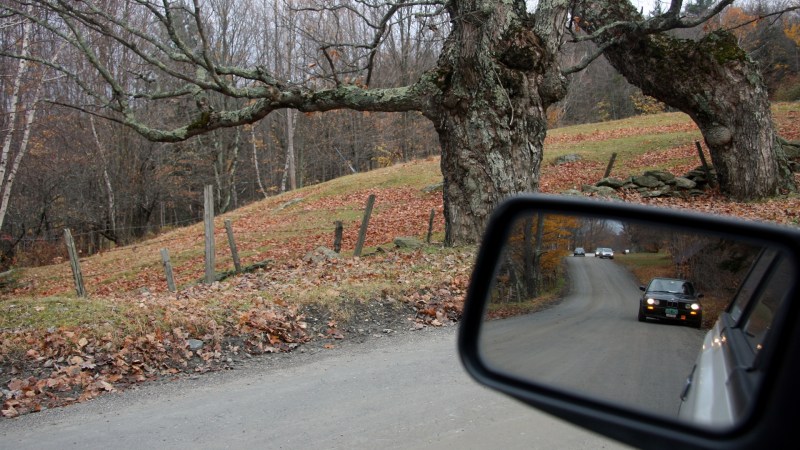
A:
13 190 443 297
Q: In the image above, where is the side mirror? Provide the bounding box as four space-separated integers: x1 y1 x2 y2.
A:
458 195 800 449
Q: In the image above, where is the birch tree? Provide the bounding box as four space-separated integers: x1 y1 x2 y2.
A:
0 13 51 232
89 116 117 241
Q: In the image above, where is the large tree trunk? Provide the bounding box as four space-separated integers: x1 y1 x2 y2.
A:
429 0 569 245
576 2 795 200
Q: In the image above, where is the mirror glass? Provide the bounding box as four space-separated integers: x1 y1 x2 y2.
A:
478 211 795 430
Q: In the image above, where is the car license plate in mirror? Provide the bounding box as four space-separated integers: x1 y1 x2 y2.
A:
666 308 678 317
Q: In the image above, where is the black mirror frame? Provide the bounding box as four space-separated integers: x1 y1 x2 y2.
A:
458 194 800 450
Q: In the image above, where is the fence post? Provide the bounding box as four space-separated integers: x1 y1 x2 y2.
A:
224 219 242 273
353 194 375 257
204 185 216 284
603 152 618 178
160 248 176 292
63 229 86 297
695 141 715 187
426 209 435 244
333 221 343 253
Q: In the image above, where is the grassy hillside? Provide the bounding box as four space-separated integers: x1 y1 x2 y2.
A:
8 103 799 299
10 157 444 297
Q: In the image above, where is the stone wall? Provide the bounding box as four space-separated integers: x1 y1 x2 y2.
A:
572 167 718 198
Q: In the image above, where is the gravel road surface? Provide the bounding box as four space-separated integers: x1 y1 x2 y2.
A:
1 324 630 449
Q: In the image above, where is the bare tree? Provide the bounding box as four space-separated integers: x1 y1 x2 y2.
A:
0 10 59 234
0 15 35 232
88 116 117 241
249 124 269 199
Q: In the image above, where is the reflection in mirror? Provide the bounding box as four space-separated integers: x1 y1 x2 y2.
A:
478 211 794 430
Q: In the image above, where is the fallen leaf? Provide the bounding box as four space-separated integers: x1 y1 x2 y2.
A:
1 406 19 418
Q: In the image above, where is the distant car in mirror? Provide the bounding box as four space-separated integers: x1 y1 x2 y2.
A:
574 247 586 256
597 247 614 259
638 277 703 328
458 194 800 450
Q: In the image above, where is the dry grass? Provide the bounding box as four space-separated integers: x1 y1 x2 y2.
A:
615 252 677 287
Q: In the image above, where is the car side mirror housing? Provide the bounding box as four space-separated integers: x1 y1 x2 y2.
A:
458 195 800 449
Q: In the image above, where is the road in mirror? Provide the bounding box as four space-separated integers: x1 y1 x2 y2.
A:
478 211 789 430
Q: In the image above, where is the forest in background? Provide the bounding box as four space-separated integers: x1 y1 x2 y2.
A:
1 0 798 268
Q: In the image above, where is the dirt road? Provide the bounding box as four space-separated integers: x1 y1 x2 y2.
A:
0 324 628 449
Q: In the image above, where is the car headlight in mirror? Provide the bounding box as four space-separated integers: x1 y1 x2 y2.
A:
458 195 800 449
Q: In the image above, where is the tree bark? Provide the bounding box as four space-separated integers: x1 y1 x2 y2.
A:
575 1 796 200
428 0 569 244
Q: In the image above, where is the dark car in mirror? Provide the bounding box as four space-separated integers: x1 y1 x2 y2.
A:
638 277 703 328
458 195 800 450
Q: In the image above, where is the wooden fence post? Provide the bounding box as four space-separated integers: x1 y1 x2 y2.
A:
333 221 343 253
204 185 216 284
695 141 715 187
160 248 176 292
603 152 618 178
224 219 242 273
63 229 86 297
426 209 435 244
353 194 375 257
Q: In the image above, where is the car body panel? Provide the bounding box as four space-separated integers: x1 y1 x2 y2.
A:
678 319 736 427
677 247 793 428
